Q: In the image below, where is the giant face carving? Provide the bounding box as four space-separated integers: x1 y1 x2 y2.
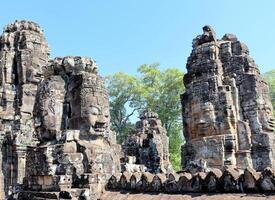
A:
17 26 49 84
258 104 275 132
35 76 66 140
69 73 110 136
81 89 110 134
188 101 216 139
24 60 44 84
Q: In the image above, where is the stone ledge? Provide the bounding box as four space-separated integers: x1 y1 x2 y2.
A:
107 167 275 193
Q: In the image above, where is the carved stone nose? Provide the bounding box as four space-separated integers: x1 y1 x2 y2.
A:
199 120 206 124
97 115 106 123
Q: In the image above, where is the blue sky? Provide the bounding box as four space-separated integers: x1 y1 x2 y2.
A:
1 0 275 76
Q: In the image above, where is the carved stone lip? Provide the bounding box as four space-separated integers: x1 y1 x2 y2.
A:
94 122 106 132
34 73 42 77
94 128 105 132
94 122 106 129
197 123 211 129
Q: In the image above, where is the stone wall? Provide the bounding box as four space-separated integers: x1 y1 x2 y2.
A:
181 25 275 172
107 167 275 193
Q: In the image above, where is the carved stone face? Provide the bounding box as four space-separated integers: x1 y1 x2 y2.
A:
258 104 275 132
17 33 48 84
81 94 110 133
36 76 65 140
26 64 43 83
69 74 110 136
189 101 216 138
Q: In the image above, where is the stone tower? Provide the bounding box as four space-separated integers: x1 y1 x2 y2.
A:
19 56 120 199
0 20 121 199
122 110 172 174
0 20 49 197
181 25 275 171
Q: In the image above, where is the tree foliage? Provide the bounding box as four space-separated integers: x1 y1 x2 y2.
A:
106 68 275 171
106 73 141 142
106 63 185 170
264 70 275 115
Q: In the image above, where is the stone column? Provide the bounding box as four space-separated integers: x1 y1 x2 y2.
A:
14 146 27 184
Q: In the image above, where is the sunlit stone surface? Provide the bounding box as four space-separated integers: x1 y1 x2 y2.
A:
181 25 275 172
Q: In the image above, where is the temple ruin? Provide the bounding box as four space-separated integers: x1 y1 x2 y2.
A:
0 20 274 199
122 110 172 174
0 20 121 199
0 20 49 199
181 25 275 171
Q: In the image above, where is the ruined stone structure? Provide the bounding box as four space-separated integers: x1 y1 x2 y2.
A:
181 25 275 171
0 20 120 200
122 110 172 174
0 20 275 199
0 20 49 199
19 56 121 200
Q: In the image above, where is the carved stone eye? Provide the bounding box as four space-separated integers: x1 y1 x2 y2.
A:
266 108 271 115
103 109 109 117
90 106 99 115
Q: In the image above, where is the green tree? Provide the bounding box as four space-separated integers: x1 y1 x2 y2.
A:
264 70 275 114
106 63 185 170
106 72 141 143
